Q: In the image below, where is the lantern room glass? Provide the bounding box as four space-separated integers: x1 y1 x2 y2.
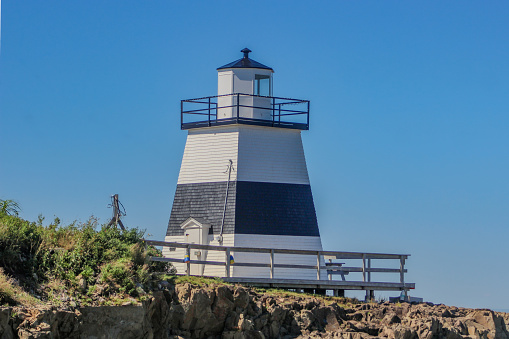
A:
254 74 271 97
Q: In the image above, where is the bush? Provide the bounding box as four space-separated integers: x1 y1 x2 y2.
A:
0 200 173 304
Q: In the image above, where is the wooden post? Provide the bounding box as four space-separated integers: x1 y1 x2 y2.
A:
367 258 373 301
400 256 407 299
225 248 231 278
368 258 371 282
316 252 321 280
362 254 366 282
270 249 274 279
186 245 191 276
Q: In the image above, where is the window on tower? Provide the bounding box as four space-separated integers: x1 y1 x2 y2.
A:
254 74 271 97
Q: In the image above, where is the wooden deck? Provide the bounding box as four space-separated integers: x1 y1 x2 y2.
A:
222 277 414 292
145 239 415 298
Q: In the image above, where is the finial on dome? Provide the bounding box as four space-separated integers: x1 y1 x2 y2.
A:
241 48 251 59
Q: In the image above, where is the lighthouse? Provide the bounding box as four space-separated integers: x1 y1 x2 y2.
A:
165 49 325 279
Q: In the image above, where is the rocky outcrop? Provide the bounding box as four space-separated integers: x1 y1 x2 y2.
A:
0 283 508 338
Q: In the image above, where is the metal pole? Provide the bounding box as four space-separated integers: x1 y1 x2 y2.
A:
272 97 275 127
181 100 184 129
208 97 211 126
219 160 233 242
307 101 310 129
237 93 240 121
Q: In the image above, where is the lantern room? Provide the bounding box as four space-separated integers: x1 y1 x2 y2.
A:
180 48 310 130
217 48 273 120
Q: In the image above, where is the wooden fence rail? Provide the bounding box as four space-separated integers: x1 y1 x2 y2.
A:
144 239 414 298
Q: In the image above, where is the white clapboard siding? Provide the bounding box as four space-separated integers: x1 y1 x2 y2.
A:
177 127 239 185
231 234 327 280
162 235 186 274
178 125 310 185
237 126 310 185
203 234 234 277
163 234 235 277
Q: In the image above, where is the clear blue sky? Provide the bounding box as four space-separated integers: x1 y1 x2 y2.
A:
1 1 508 309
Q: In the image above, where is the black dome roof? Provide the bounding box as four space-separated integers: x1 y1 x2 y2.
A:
217 48 273 71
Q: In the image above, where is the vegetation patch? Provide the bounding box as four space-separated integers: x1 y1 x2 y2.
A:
0 199 173 307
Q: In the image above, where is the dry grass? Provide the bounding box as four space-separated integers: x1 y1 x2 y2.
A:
0 268 40 307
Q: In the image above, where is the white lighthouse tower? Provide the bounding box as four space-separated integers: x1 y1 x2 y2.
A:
165 49 325 279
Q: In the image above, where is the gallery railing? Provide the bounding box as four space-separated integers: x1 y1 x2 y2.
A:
180 93 310 130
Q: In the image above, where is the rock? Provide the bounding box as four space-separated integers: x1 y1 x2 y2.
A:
0 308 14 339
299 310 316 329
325 310 341 332
234 287 250 310
238 314 254 331
4 282 509 339
382 313 401 325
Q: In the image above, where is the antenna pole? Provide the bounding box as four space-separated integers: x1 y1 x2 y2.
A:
107 194 126 230
219 160 234 243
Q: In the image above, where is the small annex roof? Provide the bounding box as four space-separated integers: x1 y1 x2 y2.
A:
180 216 211 229
217 48 273 71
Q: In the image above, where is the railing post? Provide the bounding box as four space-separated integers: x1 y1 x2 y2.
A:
362 254 366 282
270 249 274 279
400 256 406 298
367 257 372 302
316 251 321 280
307 101 310 129
225 248 231 278
208 97 211 126
181 100 184 129
236 93 240 120
272 97 275 127
368 258 371 282
186 245 191 276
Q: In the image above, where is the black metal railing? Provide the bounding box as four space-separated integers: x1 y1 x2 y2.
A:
180 93 310 130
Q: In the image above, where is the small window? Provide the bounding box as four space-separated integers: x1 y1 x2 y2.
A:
255 74 271 96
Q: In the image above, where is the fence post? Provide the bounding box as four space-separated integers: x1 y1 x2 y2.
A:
367 258 372 301
362 254 366 282
400 256 406 298
225 248 231 278
316 251 321 280
270 249 274 279
186 245 191 276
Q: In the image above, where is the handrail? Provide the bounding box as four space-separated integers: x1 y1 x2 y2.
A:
180 93 310 130
144 240 410 259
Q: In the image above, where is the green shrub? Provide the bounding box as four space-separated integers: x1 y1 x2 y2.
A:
0 199 173 304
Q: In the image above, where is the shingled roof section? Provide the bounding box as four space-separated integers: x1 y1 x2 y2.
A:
217 48 273 71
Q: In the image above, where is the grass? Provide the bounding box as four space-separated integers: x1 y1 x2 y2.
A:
172 275 227 287
0 268 40 307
